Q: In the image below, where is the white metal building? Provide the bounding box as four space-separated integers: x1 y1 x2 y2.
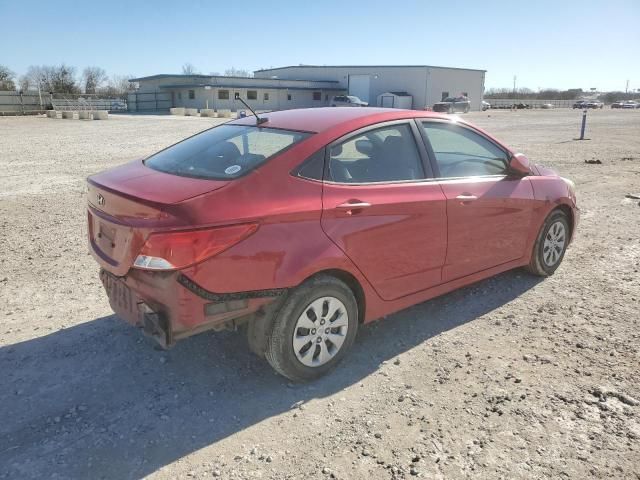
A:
254 65 486 111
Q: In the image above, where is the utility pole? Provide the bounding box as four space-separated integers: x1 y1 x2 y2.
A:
513 75 517 97
625 80 629 93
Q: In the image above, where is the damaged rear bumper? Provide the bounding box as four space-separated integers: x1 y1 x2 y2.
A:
99 268 286 348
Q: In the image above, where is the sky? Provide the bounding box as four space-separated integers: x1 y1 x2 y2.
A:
1 0 639 92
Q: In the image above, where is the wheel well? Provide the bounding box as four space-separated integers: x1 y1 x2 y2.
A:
306 269 366 324
554 204 574 239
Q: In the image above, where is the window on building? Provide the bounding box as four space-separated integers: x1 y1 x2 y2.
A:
287 94 292 101
177 92 182 100
328 124 424 183
247 90 257 100
441 92 449 101
264 92 269 101
421 122 509 178
313 91 321 101
218 90 229 100
325 94 329 101
188 90 195 100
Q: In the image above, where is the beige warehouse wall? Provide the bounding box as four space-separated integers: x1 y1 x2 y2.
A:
426 68 485 111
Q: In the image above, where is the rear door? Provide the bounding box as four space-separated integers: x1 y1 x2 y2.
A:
321 120 447 301
418 120 535 282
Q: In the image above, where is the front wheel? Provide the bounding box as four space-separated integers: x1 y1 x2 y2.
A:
526 210 570 276
265 275 358 382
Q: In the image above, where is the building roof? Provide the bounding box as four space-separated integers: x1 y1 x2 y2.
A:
255 64 486 73
229 107 452 133
129 73 340 83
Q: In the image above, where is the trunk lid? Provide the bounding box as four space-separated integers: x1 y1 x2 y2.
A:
87 160 229 276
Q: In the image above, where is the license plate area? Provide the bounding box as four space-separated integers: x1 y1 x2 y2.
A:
101 271 141 326
97 222 117 255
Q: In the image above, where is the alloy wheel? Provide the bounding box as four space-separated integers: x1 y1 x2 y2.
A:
292 296 349 367
543 221 567 267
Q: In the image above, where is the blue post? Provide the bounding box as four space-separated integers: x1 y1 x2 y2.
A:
579 108 587 140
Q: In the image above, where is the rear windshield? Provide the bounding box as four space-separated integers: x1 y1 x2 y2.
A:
145 125 311 180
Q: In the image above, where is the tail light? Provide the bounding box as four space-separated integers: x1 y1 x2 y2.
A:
133 223 258 271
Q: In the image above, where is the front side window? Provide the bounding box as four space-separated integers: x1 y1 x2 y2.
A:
421 122 508 178
218 90 229 100
247 90 257 100
145 125 310 180
328 124 424 183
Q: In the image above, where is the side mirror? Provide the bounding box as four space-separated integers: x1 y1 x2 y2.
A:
509 153 531 176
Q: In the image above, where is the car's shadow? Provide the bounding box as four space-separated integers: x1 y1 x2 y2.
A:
0 270 541 479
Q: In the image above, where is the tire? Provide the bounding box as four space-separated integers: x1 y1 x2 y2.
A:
265 275 358 382
526 210 570 276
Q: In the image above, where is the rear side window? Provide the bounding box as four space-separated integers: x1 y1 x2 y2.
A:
145 125 310 180
421 122 508 178
328 124 424 183
295 149 325 181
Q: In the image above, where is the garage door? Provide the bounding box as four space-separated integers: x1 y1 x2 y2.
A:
348 75 370 103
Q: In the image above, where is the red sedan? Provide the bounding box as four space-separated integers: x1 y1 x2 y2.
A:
87 107 578 382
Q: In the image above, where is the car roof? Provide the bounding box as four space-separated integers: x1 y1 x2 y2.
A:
229 107 449 133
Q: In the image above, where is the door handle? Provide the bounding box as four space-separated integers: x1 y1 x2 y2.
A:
337 201 371 209
456 194 477 202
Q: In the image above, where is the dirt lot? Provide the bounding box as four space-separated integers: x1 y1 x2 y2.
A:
1 109 639 479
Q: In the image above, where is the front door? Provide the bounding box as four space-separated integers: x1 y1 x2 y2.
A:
419 120 535 281
321 121 447 301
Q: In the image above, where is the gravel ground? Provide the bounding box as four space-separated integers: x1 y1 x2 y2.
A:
0 110 639 479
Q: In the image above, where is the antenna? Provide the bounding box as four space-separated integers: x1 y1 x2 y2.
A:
234 92 268 125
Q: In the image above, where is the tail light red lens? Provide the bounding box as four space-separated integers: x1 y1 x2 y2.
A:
133 223 258 271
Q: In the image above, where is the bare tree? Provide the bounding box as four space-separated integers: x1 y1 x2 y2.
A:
21 64 79 94
98 75 134 98
49 64 79 94
82 66 107 94
182 63 199 75
224 67 251 77
0 65 16 90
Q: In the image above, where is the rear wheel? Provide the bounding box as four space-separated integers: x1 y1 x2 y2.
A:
265 275 358 382
526 210 570 276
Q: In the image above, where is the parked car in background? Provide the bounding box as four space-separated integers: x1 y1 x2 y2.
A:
330 95 368 107
611 100 625 109
622 100 640 109
572 100 588 109
110 101 127 111
481 100 491 111
586 101 604 109
433 96 471 113
540 103 554 109
87 107 578 382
